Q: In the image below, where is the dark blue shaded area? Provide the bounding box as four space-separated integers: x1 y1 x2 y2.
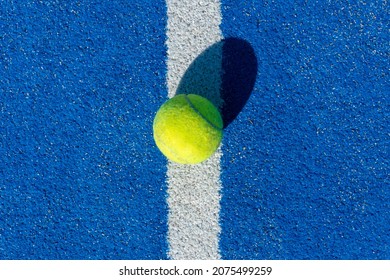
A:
220 0 389 259
0 0 168 259
221 38 258 127
176 37 258 129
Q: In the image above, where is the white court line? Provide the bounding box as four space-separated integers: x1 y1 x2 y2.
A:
166 0 223 259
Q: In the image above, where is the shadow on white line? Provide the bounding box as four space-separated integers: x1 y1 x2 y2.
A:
176 38 258 128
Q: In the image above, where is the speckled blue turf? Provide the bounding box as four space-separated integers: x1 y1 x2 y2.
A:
219 0 389 259
1 0 389 260
0 0 168 259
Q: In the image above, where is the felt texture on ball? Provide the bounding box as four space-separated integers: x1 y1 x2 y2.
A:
153 94 223 164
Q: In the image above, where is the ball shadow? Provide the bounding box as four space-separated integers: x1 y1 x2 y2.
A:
176 37 258 128
220 38 258 128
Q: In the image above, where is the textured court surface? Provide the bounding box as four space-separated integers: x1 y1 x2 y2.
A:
1 0 389 260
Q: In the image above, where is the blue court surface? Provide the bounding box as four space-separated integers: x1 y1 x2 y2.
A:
1 0 389 259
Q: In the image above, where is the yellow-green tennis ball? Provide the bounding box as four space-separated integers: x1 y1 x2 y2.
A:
153 94 223 164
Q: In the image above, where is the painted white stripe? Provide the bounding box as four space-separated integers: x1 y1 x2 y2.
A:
166 0 223 259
